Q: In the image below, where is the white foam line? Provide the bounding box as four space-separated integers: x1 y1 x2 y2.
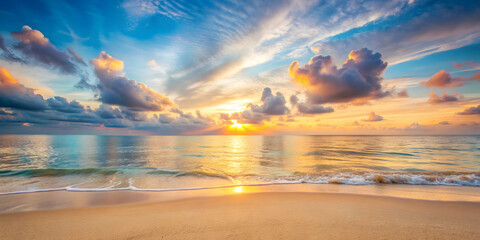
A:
0 188 66 195
0 181 303 195
1 174 479 195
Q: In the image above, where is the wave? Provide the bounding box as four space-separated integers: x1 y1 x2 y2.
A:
0 167 237 181
1 172 479 196
0 168 118 177
0 168 479 195
259 172 480 186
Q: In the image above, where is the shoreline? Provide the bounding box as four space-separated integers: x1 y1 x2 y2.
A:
1 183 480 214
1 191 479 239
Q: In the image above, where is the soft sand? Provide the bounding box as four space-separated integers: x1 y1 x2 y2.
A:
1 192 479 240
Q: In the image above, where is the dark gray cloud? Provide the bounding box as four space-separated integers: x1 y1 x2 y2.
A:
0 35 25 63
297 102 333 114
428 91 461 104
457 105 480 115
10 26 78 74
238 110 271 124
438 121 450 125
363 112 384 122
67 48 86 66
0 67 48 111
289 48 389 104
289 94 333 115
74 75 97 90
289 95 299 105
1 100 216 134
0 66 214 134
46 96 85 113
241 88 289 124
1 26 91 90
91 51 174 111
249 88 288 115
0 68 94 113
222 88 289 124
95 104 124 119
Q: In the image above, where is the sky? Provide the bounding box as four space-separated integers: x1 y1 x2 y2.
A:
0 0 479 135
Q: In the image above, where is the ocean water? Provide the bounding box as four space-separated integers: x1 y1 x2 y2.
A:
0 135 479 194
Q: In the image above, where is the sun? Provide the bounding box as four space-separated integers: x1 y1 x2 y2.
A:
231 120 243 128
234 186 243 193
227 120 249 133
226 120 250 134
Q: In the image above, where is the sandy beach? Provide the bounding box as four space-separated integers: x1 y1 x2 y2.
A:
1 191 479 240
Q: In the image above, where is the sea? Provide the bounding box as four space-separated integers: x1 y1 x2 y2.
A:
0 135 479 196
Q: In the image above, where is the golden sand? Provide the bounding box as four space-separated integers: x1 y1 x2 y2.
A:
1 192 479 239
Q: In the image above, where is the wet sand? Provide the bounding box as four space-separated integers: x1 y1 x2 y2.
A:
1 192 479 239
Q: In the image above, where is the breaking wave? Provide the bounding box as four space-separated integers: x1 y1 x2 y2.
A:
0 167 479 195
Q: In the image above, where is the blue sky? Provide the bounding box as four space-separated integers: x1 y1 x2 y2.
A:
0 0 479 135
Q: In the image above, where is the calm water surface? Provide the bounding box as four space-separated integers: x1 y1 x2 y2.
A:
0 135 479 194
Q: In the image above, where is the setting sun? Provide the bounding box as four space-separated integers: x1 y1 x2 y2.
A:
1 1 480 239
230 120 243 128
234 186 243 193
228 120 248 133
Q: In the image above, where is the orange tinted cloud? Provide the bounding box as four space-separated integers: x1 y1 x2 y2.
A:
421 70 465 88
91 51 174 111
428 91 460 104
363 112 384 122
0 67 48 110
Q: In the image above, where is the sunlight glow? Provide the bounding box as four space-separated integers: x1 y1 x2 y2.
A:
234 186 243 193
231 120 243 128
227 120 250 133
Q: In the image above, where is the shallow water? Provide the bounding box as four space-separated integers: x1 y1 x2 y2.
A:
0 135 479 194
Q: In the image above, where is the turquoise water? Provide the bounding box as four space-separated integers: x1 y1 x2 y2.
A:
0 135 479 194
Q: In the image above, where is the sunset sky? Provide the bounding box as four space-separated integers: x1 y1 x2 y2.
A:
0 0 479 135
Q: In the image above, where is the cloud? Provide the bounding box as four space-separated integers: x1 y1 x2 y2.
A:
9 26 79 74
289 93 334 115
421 70 466 88
363 112 384 122
427 91 461 104
406 122 420 130
438 121 450 125
121 0 409 110
225 87 289 124
312 1 480 65
95 104 124 120
296 102 334 114
147 59 163 71
0 66 210 133
289 48 389 104
397 89 409 98
46 96 85 113
457 105 480 115
235 110 270 125
67 48 86 66
0 99 216 134
91 51 174 111
0 67 48 111
122 0 193 21
452 61 476 68
471 71 480 81
249 88 289 115
0 35 25 63
289 95 299 106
